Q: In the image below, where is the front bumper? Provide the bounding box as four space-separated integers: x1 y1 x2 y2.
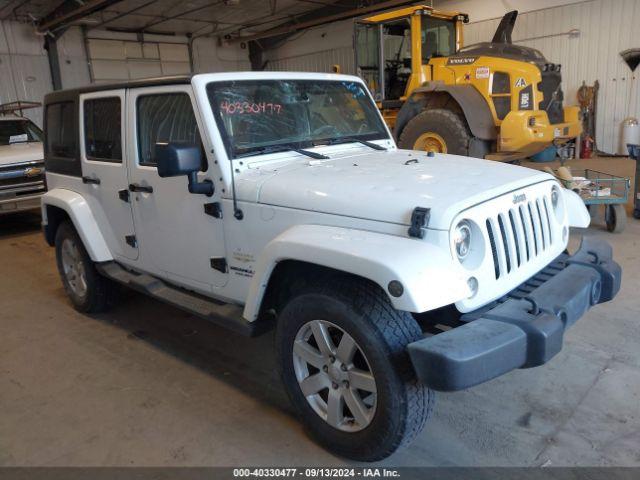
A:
408 237 621 391
0 193 43 214
498 106 582 156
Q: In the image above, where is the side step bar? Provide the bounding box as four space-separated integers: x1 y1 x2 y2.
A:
96 262 271 337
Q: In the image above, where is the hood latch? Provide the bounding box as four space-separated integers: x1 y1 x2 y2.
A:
408 207 431 239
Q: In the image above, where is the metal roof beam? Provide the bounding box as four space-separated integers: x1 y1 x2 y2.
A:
227 0 418 44
37 0 123 33
88 0 162 30
140 0 224 32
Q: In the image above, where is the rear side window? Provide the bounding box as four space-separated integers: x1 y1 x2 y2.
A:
46 102 76 158
136 93 206 170
84 97 122 162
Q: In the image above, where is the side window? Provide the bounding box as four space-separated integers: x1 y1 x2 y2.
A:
136 93 207 171
46 102 76 159
84 97 122 162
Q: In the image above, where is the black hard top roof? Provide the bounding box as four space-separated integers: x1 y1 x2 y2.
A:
44 75 193 104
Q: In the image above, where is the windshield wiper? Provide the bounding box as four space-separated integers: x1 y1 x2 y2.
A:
322 137 387 151
235 144 329 159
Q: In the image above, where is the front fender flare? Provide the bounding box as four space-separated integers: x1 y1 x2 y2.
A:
243 225 471 321
42 189 112 262
563 188 591 228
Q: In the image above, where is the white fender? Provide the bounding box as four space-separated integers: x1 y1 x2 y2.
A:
563 188 591 228
42 189 113 262
243 224 471 321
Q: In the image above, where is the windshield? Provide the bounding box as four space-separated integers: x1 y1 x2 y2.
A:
206 80 389 159
0 119 43 146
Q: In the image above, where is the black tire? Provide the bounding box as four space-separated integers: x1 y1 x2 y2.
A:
398 108 472 156
276 277 434 461
605 204 626 233
633 208 640 220
55 221 114 313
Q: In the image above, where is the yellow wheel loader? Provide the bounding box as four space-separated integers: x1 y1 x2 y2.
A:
355 6 581 160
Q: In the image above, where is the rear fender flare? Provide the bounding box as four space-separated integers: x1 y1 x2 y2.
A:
42 189 112 262
243 224 470 321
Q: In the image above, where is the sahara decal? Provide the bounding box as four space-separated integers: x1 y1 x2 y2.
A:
230 265 255 278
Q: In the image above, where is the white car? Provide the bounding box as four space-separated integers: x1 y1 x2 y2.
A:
41 72 621 461
0 115 45 215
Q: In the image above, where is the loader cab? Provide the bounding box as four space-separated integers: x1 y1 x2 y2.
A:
355 6 465 103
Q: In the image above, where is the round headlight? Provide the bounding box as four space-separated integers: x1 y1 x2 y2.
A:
551 185 560 208
454 220 472 261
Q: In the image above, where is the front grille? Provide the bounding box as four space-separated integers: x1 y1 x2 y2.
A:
0 174 44 188
485 194 555 279
0 163 46 197
538 71 564 124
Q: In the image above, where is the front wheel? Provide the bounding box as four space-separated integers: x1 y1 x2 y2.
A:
276 278 433 461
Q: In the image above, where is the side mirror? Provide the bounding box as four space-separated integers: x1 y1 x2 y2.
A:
155 142 214 196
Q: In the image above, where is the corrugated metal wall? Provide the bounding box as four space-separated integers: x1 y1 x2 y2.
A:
0 20 51 127
464 0 640 154
267 46 355 74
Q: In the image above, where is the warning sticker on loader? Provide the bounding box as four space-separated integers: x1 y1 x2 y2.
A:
475 67 490 79
515 77 527 88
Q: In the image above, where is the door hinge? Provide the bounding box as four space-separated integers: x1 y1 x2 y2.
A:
118 189 130 203
210 257 228 273
204 202 223 219
125 235 137 248
408 207 430 239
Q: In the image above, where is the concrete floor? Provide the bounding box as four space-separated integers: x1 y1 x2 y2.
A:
1 157 639 467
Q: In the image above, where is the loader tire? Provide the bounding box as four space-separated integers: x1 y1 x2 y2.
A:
398 108 473 157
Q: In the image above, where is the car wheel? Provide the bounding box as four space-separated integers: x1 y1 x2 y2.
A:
55 221 114 313
276 277 434 461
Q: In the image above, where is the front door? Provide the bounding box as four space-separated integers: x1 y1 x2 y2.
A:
126 85 227 293
80 90 137 260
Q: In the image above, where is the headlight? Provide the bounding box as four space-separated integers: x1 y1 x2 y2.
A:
454 220 472 261
551 185 560 209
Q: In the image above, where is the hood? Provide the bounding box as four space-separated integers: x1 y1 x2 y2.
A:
237 148 552 230
0 142 44 167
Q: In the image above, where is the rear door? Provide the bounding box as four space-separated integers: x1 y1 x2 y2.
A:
79 90 137 260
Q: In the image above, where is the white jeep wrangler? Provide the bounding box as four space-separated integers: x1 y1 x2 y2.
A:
42 72 621 461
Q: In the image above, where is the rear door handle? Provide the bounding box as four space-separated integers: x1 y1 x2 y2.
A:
129 183 153 194
82 176 101 185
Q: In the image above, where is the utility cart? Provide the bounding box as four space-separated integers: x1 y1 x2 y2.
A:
560 169 630 233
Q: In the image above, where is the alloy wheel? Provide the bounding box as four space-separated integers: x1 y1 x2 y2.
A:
292 320 377 432
61 238 87 298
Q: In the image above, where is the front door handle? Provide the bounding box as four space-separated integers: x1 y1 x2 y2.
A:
129 183 153 194
82 176 101 185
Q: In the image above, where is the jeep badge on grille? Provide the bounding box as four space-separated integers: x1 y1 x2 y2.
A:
513 193 527 204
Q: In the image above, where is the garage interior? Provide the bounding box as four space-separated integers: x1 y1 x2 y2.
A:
1 0 639 468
